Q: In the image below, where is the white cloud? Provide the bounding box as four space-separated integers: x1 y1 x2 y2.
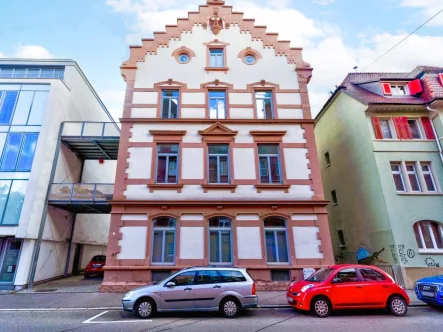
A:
313 0 336 5
400 0 443 26
99 89 125 121
14 44 54 59
0 52 6 58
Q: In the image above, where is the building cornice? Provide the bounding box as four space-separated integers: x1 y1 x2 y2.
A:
120 118 315 124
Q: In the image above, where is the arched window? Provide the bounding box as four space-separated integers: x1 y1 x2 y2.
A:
264 217 289 263
209 217 232 264
152 217 176 264
414 221 443 250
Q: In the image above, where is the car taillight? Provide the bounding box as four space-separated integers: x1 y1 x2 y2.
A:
252 283 256 295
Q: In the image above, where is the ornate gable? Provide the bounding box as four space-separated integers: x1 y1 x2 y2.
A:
198 122 238 137
121 0 312 81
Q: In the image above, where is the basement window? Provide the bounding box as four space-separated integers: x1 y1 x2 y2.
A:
271 270 290 281
152 271 171 283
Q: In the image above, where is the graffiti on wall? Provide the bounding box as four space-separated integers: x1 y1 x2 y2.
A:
407 249 415 259
397 245 408 264
389 245 398 264
425 257 440 267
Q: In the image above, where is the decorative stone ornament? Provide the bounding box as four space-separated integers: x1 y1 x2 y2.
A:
209 16 224 35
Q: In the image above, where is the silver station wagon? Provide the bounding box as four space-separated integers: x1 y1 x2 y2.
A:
122 266 258 318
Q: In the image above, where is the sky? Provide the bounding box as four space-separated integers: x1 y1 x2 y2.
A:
0 0 442 120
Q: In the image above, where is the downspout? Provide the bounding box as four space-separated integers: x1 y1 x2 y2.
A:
426 105 443 165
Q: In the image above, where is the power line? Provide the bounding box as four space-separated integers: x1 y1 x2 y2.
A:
364 7 443 71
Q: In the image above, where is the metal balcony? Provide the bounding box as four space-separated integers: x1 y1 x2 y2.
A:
61 122 120 160
48 183 114 213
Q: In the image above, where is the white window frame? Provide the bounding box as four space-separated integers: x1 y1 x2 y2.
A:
421 162 438 192
415 221 443 253
151 218 177 265
379 118 396 139
391 163 406 192
405 163 422 192
208 217 233 265
407 118 423 139
390 84 409 96
264 219 290 265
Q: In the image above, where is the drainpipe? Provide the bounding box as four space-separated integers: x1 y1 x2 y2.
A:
426 105 443 165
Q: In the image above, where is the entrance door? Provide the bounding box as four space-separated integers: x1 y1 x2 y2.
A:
72 244 82 275
0 238 22 284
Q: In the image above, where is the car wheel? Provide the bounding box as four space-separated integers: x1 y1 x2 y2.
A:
135 298 155 319
388 296 408 316
312 297 331 318
220 298 239 318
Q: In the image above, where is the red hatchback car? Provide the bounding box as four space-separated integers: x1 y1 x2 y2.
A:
84 255 106 279
287 264 409 317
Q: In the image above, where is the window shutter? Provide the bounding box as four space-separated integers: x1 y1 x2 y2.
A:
371 117 383 139
401 117 412 139
439 73 443 86
393 117 405 139
381 82 392 95
421 117 435 139
407 79 423 95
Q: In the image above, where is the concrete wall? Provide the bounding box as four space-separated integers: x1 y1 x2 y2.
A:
13 64 116 287
314 93 393 264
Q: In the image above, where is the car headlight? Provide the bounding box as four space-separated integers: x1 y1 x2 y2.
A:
301 284 314 292
124 291 135 299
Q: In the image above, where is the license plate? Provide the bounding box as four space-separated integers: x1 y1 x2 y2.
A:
93 264 102 268
287 297 294 303
421 291 436 298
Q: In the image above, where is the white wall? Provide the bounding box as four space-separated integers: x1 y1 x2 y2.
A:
127 148 152 179
134 26 299 91
237 227 262 259
11 63 116 286
179 227 204 259
284 148 310 180
118 227 147 259
182 148 204 179
293 226 323 259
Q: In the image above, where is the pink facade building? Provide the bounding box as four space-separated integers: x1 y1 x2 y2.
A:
101 0 333 292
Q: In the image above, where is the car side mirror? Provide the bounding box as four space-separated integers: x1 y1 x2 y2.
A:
331 278 341 284
166 282 176 288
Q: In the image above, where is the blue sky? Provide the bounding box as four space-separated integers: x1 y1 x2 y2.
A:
1 0 442 119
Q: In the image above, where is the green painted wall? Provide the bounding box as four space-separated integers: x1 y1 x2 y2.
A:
315 94 443 269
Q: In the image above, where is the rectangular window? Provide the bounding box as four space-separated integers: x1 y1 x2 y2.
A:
406 163 421 192
421 163 437 192
0 66 64 79
161 90 179 119
408 119 422 139
209 49 224 68
208 91 226 119
380 119 393 139
0 91 19 124
0 133 39 171
255 91 274 119
152 231 175 264
271 270 290 281
258 144 281 184
391 85 407 95
331 190 338 204
325 152 330 166
0 179 28 225
338 230 346 247
391 163 406 192
208 144 229 184
156 144 179 184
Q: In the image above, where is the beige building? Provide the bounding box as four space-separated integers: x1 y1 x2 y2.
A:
101 0 333 292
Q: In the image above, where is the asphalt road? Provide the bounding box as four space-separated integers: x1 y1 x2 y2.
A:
0 305 442 332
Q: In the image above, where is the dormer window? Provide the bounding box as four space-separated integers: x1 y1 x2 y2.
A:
391 85 407 95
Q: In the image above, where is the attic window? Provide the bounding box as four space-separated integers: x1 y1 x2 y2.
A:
381 82 409 96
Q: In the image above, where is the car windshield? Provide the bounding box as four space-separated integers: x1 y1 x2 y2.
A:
92 255 106 262
306 268 336 282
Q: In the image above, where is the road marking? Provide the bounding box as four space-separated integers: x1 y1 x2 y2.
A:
0 307 121 312
82 310 151 324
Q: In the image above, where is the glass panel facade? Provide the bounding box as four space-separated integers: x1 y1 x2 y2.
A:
0 91 19 124
0 180 27 225
0 239 22 283
0 133 39 171
0 66 64 79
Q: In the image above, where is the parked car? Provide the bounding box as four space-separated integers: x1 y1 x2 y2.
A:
84 255 106 279
122 266 258 319
415 275 443 307
287 264 409 317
